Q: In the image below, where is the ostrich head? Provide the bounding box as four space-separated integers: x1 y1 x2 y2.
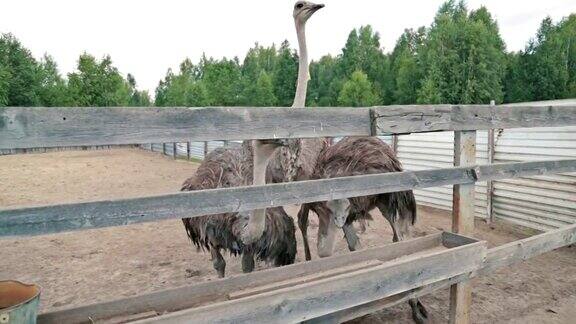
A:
308 198 351 229
326 198 351 228
293 1 324 25
253 139 290 160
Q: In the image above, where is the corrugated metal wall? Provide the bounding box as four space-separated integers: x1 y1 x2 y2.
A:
396 126 576 230
142 141 241 160
492 126 576 231
396 131 489 218
0 145 135 155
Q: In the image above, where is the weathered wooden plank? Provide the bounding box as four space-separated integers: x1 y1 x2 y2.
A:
305 224 576 323
450 130 476 324
134 243 486 323
303 273 470 324
228 260 383 300
487 128 496 223
442 232 478 249
2 104 576 149
481 223 576 274
38 234 442 324
0 107 371 149
2 159 576 237
452 131 476 235
374 104 576 134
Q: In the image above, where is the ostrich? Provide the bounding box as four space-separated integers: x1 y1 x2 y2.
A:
300 137 429 323
241 0 326 244
181 141 296 278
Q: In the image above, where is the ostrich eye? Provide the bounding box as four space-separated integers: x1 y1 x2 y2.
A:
296 3 304 9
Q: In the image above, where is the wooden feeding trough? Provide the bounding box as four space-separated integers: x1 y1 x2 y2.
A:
38 232 485 323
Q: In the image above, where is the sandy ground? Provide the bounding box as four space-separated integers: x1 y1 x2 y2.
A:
1 148 575 323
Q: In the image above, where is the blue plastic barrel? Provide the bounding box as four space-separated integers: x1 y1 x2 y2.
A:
0 281 41 324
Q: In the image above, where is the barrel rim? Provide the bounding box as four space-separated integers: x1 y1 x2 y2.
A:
0 280 41 312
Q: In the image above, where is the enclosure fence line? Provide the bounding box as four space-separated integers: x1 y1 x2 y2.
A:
1 104 576 324
141 105 576 232
141 130 576 232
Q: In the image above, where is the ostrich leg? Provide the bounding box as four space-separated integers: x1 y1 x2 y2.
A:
297 205 313 261
409 299 430 324
376 201 429 323
210 248 226 278
342 222 361 251
357 218 367 233
317 212 338 258
242 248 255 273
376 201 405 243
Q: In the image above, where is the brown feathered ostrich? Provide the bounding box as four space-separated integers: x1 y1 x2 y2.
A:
181 142 296 278
301 137 429 323
240 0 325 244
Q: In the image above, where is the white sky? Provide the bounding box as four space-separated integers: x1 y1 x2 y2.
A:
1 0 575 94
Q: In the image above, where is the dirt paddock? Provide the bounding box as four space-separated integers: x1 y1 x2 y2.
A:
1 148 575 323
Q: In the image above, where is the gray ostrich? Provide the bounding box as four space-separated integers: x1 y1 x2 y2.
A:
301 137 430 323
181 2 326 276
181 141 295 278
241 1 326 244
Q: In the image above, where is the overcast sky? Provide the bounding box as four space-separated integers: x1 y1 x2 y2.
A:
1 0 575 94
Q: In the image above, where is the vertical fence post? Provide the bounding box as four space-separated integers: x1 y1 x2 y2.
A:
392 134 399 155
162 143 167 156
486 100 496 225
173 142 177 159
449 130 476 324
203 141 208 158
187 142 191 160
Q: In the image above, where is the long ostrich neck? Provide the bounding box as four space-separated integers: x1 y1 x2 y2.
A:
252 148 269 187
292 21 308 108
247 146 270 236
243 17 311 244
241 141 277 244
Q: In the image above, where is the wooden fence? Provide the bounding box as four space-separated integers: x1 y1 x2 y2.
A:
1 104 576 323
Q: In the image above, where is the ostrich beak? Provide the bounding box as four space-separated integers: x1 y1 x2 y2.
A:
259 139 289 147
334 215 347 228
311 4 325 12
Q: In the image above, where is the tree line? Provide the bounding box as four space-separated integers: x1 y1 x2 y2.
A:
1 0 574 108
0 35 151 107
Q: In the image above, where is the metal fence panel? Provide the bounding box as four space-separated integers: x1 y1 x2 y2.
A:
492 126 576 231
397 131 489 218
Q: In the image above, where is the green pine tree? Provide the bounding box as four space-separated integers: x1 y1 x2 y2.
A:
338 70 379 107
37 54 70 106
0 33 42 106
67 53 132 106
273 40 298 106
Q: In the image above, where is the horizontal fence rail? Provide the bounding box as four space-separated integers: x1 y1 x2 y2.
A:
2 105 576 149
1 159 575 237
0 107 371 149
374 104 576 134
